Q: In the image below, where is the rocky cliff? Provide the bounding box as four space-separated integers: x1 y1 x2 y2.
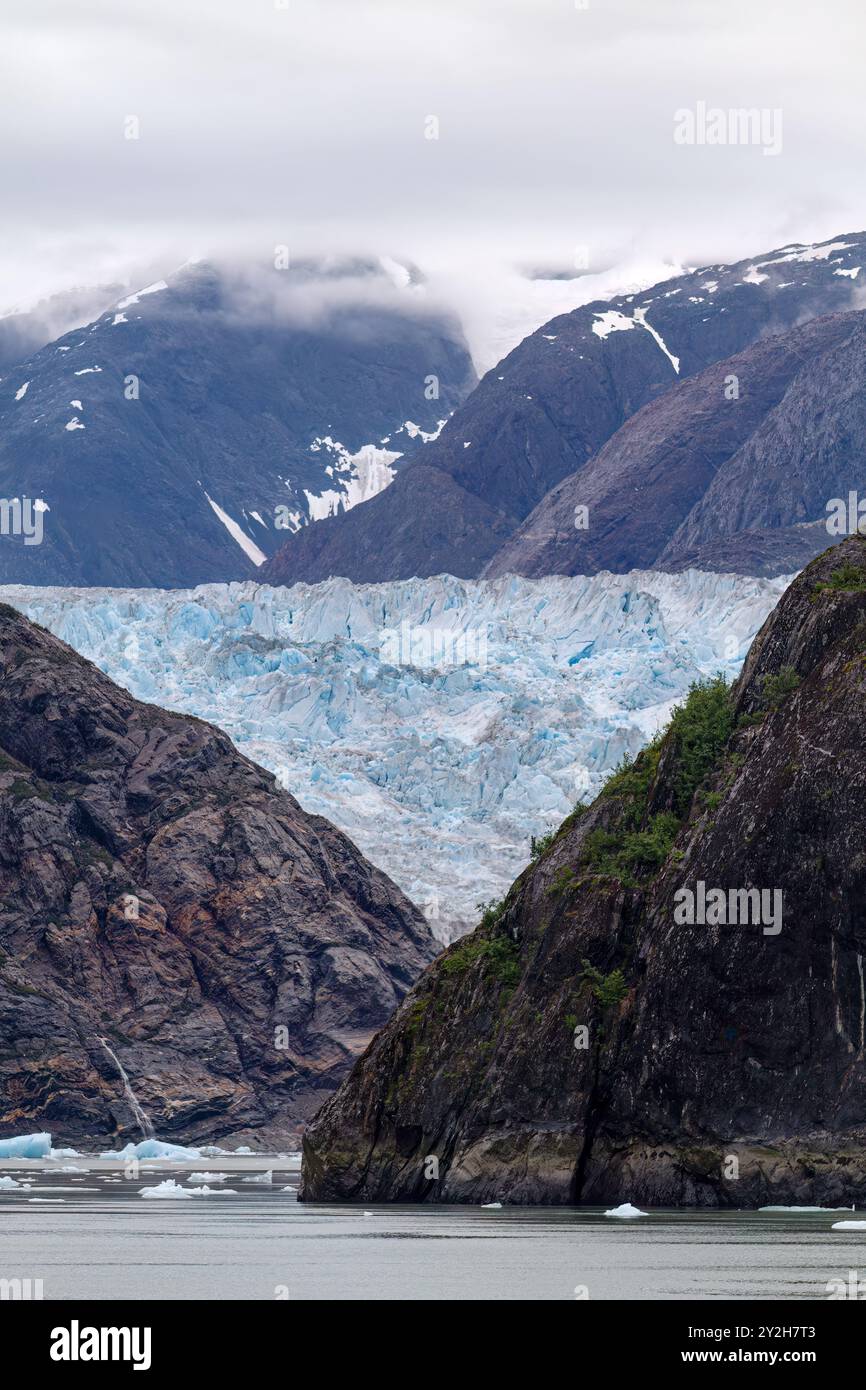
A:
302 536 866 1205
0 605 435 1148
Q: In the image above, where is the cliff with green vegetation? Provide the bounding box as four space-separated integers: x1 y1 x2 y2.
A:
302 536 866 1206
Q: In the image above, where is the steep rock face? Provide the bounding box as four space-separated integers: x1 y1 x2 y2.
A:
302 536 866 1205
486 310 866 580
264 232 865 586
0 605 435 1147
0 260 473 587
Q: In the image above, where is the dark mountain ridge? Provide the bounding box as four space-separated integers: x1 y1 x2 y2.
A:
263 232 866 586
486 307 866 579
0 259 474 587
0 603 435 1148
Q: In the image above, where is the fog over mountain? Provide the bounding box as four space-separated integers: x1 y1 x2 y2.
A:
2 0 864 333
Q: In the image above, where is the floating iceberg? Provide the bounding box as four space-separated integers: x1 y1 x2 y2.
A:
481 1202 503 1209
140 1179 192 1199
101 1139 202 1161
831 1220 866 1230
0 1175 22 1189
0 1132 52 1158
604 1203 647 1218
186 1172 230 1183
241 1170 272 1184
760 1205 852 1212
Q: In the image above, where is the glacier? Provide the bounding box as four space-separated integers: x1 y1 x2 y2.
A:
2 569 788 939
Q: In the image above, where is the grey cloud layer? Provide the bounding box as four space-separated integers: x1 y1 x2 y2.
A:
0 0 863 306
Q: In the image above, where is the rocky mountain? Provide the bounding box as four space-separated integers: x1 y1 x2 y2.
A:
302 535 866 1207
0 259 474 587
0 603 435 1149
486 308 866 580
263 232 866 586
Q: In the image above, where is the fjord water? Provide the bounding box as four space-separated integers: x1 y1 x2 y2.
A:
1 1163 862 1299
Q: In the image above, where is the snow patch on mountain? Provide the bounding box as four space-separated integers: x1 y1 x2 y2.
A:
115 280 168 311
204 493 267 566
2 569 787 941
305 437 403 514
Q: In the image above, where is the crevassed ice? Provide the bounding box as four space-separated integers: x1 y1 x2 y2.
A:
2 569 786 941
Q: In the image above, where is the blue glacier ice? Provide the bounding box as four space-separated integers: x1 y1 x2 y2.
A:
0 1133 52 1158
2 569 788 940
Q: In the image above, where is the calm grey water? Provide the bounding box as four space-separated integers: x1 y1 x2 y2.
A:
1 1162 864 1300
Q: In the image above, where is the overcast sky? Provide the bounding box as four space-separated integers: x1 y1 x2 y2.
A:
1 0 864 312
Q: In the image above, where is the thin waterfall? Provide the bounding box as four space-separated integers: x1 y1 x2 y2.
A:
98 1037 154 1139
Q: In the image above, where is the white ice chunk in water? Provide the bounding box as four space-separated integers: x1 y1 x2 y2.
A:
0 1132 51 1158
140 1179 192 1199
100 1139 202 1161
604 1202 647 1218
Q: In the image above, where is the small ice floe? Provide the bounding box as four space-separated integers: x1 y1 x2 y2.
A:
241 1170 273 1184
760 1205 852 1212
604 1203 647 1218
139 1180 192 1200
831 1220 866 1231
14 381 30 400
28 1198 65 1203
186 1172 230 1183
481 1202 503 1209
0 1176 22 1189
0 1133 51 1159
50 1148 82 1159
190 1185 237 1197
64 417 84 431
101 1139 201 1161
23 1186 97 1193
363 1211 374 1217
112 314 127 325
